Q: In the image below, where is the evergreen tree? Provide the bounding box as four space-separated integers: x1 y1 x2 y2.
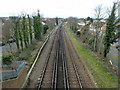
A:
18 18 23 50
25 20 29 45
33 16 37 39
43 25 49 34
28 15 33 44
86 17 90 21
55 17 58 25
14 19 20 50
37 10 42 40
103 3 116 57
22 16 28 48
33 10 42 40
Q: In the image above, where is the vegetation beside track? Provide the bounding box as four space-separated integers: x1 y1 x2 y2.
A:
14 29 52 70
65 26 118 88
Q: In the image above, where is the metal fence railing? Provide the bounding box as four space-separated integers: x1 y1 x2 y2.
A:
0 61 25 81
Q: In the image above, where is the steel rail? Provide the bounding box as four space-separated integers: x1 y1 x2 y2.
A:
37 30 58 90
61 26 70 90
21 28 55 89
64 30 83 89
51 27 60 90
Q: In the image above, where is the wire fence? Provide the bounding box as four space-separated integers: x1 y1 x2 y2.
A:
0 61 25 81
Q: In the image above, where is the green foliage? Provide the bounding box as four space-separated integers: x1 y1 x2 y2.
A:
90 18 93 23
22 16 28 48
86 17 90 21
86 17 93 23
18 49 31 60
14 19 20 50
33 10 42 40
71 25 77 33
88 37 94 45
33 16 37 39
18 18 23 50
65 26 118 88
25 21 29 45
43 25 49 34
2 53 13 65
76 31 80 36
103 3 116 57
28 15 33 44
55 17 58 25
37 10 42 39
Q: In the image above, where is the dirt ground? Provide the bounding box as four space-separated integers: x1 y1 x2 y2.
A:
2 67 27 88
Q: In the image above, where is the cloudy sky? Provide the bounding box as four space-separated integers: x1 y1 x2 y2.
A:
0 0 117 18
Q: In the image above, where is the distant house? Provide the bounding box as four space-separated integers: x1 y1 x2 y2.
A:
101 24 106 32
77 22 85 29
100 19 106 23
41 22 45 25
86 21 91 25
78 22 85 26
89 23 96 32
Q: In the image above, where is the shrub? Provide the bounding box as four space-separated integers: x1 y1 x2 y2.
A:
43 25 49 34
88 38 94 45
17 49 31 61
2 53 13 65
76 31 80 36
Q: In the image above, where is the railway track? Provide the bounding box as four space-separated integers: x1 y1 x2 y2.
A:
64 27 96 88
63 27 83 89
37 24 84 89
37 28 58 89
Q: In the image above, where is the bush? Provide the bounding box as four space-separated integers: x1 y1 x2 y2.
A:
18 50 30 60
2 53 13 65
43 25 49 34
88 38 94 45
76 31 80 36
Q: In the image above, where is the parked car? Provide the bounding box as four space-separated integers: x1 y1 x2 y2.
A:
0 41 6 46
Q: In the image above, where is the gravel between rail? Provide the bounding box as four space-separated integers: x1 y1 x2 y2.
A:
27 24 97 89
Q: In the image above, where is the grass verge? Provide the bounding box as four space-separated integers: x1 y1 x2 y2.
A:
65 26 118 88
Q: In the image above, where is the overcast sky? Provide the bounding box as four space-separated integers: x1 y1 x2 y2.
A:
0 0 118 18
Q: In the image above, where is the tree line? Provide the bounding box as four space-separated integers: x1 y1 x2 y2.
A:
13 10 49 51
67 3 120 58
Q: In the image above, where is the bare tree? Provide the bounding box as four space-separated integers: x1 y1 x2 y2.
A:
67 17 78 32
106 6 112 17
94 4 105 19
93 4 105 52
2 18 14 53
